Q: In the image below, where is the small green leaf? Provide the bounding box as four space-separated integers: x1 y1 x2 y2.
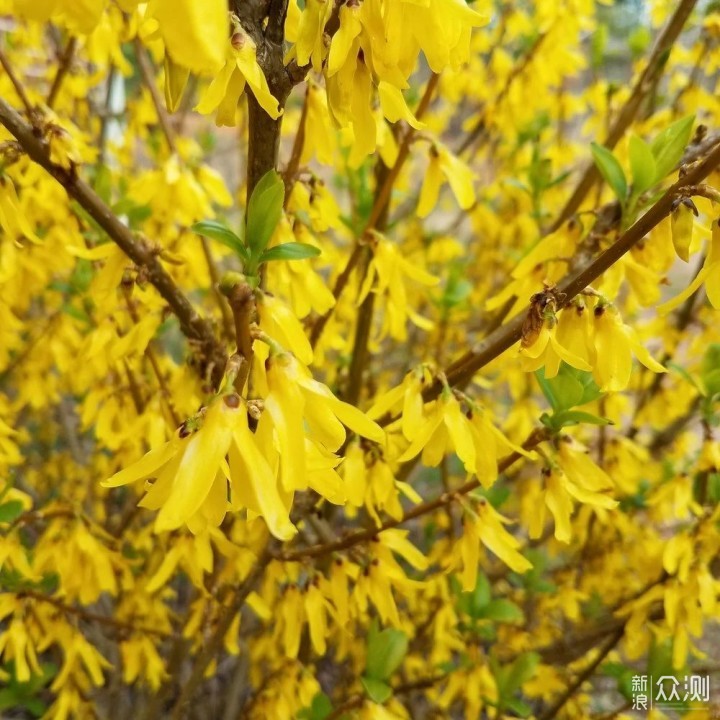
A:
504 697 533 718
0 500 24 523
365 623 408 681
504 652 540 695
590 143 627 202
628 135 657 195
534 369 559 412
590 23 608 69
550 372 585 410
650 115 695 181
259 242 321 264
297 692 333 720
480 599 524 624
628 25 652 58
459 572 491 617
360 677 392 704
552 410 613 428
246 170 285 256
192 221 249 263
701 344 720 396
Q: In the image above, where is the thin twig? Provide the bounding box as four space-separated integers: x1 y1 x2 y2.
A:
0 46 34 115
0 97 227 386
17 589 173 639
277 427 548 561
47 37 78 110
133 38 178 154
549 0 698 232
169 545 274 719
537 627 625 720
282 82 310 199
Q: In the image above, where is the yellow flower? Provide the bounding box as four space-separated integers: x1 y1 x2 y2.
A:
592 304 665 391
0 177 41 245
458 498 532 590
417 143 476 217
520 309 592 379
357 234 439 341
102 394 296 540
533 439 617 543
195 29 281 126
660 218 720 313
257 292 314 365
397 392 476 472
264 353 384 453
149 0 227 74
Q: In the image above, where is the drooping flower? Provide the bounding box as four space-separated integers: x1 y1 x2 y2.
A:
102 393 296 540
591 304 665 391
195 27 281 126
660 218 720 313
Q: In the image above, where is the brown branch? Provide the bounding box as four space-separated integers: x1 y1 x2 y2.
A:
282 82 310 198
277 427 548 562
404 137 720 411
458 31 547 156
0 46 34 116
227 283 255 394
0 97 227 387
537 627 625 720
47 37 78 110
549 0 698 232
134 38 178 155
17 589 172 639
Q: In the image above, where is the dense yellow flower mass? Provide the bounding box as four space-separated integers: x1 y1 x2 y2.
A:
1 0 720 718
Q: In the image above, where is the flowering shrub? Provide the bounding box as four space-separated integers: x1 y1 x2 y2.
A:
1 1 720 718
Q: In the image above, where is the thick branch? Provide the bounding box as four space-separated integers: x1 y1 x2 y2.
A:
550 0 698 231
0 97 227 386
409 137 720 410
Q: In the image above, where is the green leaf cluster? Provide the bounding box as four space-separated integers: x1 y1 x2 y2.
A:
590 115 695 210
536 364 611 432
191 170 320 281
361 621 409 704
488 653 540 717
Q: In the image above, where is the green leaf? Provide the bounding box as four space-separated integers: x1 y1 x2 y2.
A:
550 372 585 410
192 220 249 263
0 500 24 523
259 242 321 264
504 697 533 718
360 677 392 704
245 170 285 256
365 623 408 681
534 368 559 412
458 572 491 617
552 410 613 428
650 115 694 182
590 23 608 70
628 25 652 58
480 599 524 624
701 344 720 396
628 134 657 195
590 143 627 202
504 652 540 695
297 692 333 720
